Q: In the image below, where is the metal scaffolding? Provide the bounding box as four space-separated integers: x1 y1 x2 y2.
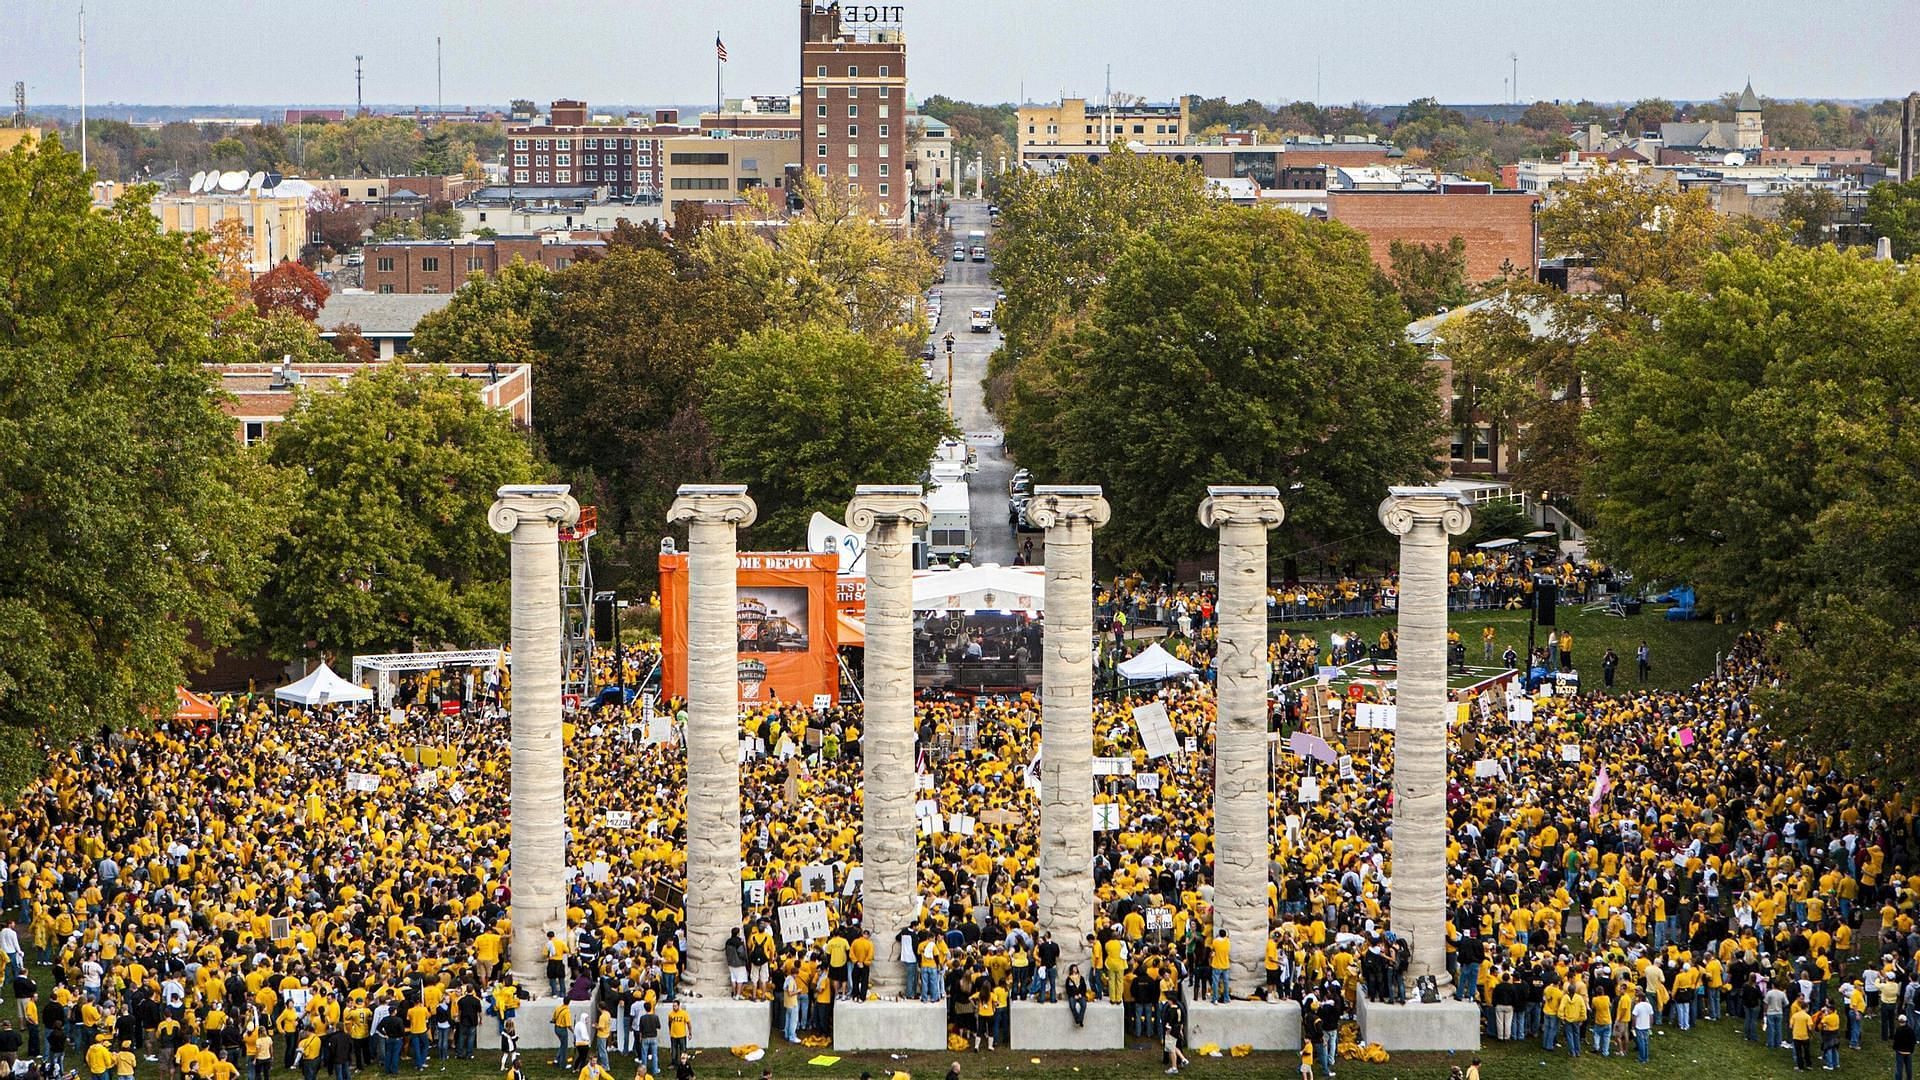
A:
559 505 597 705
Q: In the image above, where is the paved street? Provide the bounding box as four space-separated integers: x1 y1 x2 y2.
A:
930 199 1023 566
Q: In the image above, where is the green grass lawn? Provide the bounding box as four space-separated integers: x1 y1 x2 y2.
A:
416 1013 1896 1080
1258 607 1740 694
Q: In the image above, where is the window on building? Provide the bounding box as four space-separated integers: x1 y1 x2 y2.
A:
535 139 549 150
878 183 889 196
378 284 395 294
879 124 889 137
816 125 828 138
818 104 828 117
1133 124 1144 133
554 258 570 269
556 171 572 183
535 172 549 183
878 143 889 157
376 257 395 272
420 257 440 272
816 65 827 77
585 170 598 181
847 86 857 97
584 154 597 165
468 257 485 271
879 86 889 98
879 105 889 118
514 170 529 183
817 164 828 176
847 65 858 77
848 125 859 138
847 164 859 177
670 177 729 190
243 421 266 447
556 154 571 166
818 143 828 157
848 105 858 117
848 182 859 193
669 152 730 165
878 65 889 77
1471 427 1492 462
513 138 528 149
514 154 528 167
535 155 549 165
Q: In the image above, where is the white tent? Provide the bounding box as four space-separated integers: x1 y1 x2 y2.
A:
912 563 1045 613
1117 642 1197 682
274 663 375 706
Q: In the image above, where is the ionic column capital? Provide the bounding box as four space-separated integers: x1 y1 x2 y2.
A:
1027 485 1111 531
668 484 758 529
1198 485 1286 532
1378 486 1472 538
846 485 930 532
489 484 579 535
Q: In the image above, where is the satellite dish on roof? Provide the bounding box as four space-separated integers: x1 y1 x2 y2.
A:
1722 151 1743 167
263 172 285 190
247 171 267 190
218 171 247 192
190 171 208 193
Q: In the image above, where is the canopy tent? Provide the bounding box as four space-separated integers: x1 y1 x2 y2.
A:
912 563 1045 613
274 663 374 706
174 687 217 721
1475 537 1521 550
1523 530 1558 540
836 610 865 646
1116 642 1198 682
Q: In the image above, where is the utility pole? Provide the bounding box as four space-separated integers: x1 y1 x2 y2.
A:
436 37 443 118
1511 52 1519 105
355 54 364 116
78 3 87 170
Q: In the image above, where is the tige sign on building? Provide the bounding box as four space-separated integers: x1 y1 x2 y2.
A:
839 4 904 27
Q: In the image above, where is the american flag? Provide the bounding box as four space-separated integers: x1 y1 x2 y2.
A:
715 35 728 62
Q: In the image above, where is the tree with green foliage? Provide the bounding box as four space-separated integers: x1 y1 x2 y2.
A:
423 201 464 240
702 327 953 545
687 176 932 352
1778 187 1843 248
0 135 284 782
414 131 456 175
987 149 1213 417
1010 206 1442 569
253 363 539 660
1865 177 1920 261
409 260 554 369
370 216 423 242
532 247 761 577
1585 245 1920 773
1388 236 1471 316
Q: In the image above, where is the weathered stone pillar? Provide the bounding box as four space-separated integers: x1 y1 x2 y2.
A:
1378 487 1471 987
845 485 930 998
667 484 758 996
489 483 581 991
1026 485 1110 975
1198 485 1285 997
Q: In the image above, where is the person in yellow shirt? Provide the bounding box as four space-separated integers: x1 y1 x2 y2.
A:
85 1035 114 1080
1208 930 1232 1003
848 930 874 1001
666 1002 690 1064
1559 981 1589 1058
1790 1001 1814 1071
578 1061 614 1080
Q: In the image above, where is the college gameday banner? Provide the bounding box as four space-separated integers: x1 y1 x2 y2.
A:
659 551 840 707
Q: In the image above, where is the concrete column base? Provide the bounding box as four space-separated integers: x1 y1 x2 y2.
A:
1356 995 1481 1051
1184 1000 1303 1051
488 996 568 1050
1010 1000 1124 1050
683 998 772 1049
833 1001 949 1051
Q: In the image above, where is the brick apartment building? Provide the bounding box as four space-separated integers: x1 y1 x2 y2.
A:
508 101 692 199
801 2 909 221
1328 190 1541 283
361 234 607 293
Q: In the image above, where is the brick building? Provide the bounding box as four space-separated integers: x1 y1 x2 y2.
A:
801 2 909 222
212 359 532 446
361 234 606 293
507 101 692 199
1327 190 1541 283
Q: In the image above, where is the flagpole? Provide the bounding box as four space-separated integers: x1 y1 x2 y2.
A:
716 30 722 118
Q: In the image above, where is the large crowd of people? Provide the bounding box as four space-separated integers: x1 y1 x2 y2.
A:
1 606 1915 1079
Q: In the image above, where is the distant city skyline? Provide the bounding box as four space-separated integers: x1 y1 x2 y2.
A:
5 0 1917 112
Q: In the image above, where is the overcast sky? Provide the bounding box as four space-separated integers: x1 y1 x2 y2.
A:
6 0 1917 110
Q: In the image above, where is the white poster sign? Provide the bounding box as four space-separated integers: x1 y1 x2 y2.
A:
812 694 833 711
1511 699 1534 725
1093 803 1124 832
1337 755 1357 781
345 772 381 793
1472 759 1502 780
604 810 634 829
1298 777 1321 804
1135 773 1161 791
1184 736 1199 754
743 880 767 906
777 901 832 942
916 773 935 791
1092 756 1134 776
799 864 834 894
1560 744 1581 763
1355 703 1398 730
948 813 977 836
1132 702 1180 760
447 783 468 805
1145 908 1173 930
841 867 863 896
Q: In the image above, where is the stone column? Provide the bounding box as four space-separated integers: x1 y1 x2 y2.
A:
489 483 581 991
1377 487 1471 987
1026 485 1110 975
667 484 758 996
845 485 930 997
1197 485 1285 998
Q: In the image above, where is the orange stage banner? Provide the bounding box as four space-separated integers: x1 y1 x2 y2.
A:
659 551 841 707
